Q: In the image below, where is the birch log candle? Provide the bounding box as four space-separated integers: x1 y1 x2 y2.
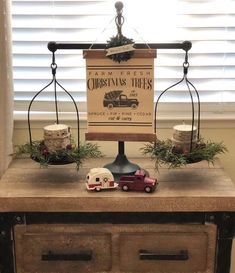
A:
44 124 71 152
172 124 197 154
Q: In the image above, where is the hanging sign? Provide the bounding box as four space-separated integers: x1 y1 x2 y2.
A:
84 49 156 141
106 43 135 56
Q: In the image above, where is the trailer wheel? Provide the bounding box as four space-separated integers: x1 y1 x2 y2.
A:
144 186 152 193
122 185 129 191
95 187 101 192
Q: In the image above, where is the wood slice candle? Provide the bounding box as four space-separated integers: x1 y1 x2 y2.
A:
172 124 197 153
44 124 71 152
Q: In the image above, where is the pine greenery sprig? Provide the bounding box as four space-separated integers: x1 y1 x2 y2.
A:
141 138 227 170
15 140 103 170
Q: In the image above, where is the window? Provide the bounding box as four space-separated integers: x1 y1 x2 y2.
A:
12 0 235 121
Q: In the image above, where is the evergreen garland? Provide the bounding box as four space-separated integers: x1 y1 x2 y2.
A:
15 140 103 170
141 138 227 169
106 35 135 62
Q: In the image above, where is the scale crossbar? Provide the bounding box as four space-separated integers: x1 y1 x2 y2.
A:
48 41 192 52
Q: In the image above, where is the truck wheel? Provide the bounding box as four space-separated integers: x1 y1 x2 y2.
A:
144 186 152 193
107 103 114 109
131 103 138 109
95 187 101 192
122 185 129 191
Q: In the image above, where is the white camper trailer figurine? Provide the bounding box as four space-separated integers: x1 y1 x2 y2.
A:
86 168 118 191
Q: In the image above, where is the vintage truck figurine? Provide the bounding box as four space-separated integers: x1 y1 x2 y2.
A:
86 168 118 191
118 169 158 193
103 90 139 110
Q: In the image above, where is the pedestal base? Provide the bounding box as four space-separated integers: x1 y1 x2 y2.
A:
104 154 139 180
103 141 140 179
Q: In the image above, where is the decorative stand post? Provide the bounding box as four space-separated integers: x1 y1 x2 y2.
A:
104 141 139 177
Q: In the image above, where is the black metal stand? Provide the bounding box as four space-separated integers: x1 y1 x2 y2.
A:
47 41 192 176
212 212 235 273
104 141 139 179
48 41 192 52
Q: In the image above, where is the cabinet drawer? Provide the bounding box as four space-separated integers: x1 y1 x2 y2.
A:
119 225 216 273
14 224 112 273
14 223 216 273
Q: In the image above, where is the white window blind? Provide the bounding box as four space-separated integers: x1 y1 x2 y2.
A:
12 0 235 121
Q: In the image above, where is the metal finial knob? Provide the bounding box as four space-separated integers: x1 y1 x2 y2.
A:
115 1 123 13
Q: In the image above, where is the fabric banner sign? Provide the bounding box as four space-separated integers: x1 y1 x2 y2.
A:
85 51 155 135
106 43 135 56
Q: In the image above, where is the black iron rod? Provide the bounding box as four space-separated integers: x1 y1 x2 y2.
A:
186 78 201 140
185 77 195 152
56 80 80 146
47 41 192 52
54 77 59 124
118 141 125 155
154 77 184 135
28 79 54 145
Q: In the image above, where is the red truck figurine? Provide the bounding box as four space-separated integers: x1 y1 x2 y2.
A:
118 169 158 193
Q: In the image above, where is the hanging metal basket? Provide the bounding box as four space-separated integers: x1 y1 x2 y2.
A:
27 50 80 165
141 49 227 168
155 50 201 154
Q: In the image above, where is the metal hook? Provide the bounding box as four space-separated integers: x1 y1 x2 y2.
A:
115 14 124 27
51 52 57 76
183 61 189 76
183 51 189 76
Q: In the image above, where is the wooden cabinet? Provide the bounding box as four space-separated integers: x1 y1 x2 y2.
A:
14 223 217 273
0 158 234 273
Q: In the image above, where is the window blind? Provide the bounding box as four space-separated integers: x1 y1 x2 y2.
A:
12 0 235 121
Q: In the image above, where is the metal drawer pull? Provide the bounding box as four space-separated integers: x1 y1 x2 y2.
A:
139 250 189 261
41 250 92 261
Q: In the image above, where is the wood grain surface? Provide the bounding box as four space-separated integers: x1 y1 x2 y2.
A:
0 158 234 212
